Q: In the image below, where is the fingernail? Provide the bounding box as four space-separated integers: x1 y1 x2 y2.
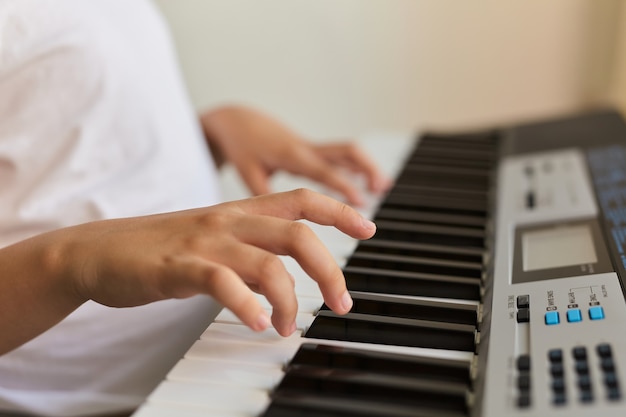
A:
362 217 376 232
254 312 271 331
380 177 392 190
341 291 353 312
288 321 297 335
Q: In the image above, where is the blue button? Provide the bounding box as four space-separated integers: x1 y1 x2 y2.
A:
567 309 582 323
545 311 560 325
589 306 605 320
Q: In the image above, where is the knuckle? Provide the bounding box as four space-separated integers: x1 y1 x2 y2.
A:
344 141 359 154
204 264 234 291
195 211 232 229
257 253 285 283
291 187 315 203
287 222 318 258
337 200 352 218
287 220 314 241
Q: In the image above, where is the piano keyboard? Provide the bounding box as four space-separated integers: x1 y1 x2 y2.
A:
133 110 626 417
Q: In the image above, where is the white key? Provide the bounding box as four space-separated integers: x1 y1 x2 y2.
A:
215 309 315 331
168 357 283 389
134 403 249 417
186 334 301 366
200 322 301 344
146 380 269 415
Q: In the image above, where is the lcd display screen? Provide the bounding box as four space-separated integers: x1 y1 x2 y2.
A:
522 224 597 272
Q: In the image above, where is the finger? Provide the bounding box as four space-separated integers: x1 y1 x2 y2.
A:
235 189 376 239
237 161 272 196
292 154 365 206
208 240 299 336
231 214 353 316
157 254 272 333
315 143 392 193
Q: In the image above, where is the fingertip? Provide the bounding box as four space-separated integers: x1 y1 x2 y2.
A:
251 310 272 332
272 316 297 337
373 176 393 193
340 290 353 313
361 217 376 236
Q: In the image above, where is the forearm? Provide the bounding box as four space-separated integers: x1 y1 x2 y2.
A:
0 231 85 355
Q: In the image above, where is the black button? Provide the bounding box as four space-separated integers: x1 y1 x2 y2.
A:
608 387 622 401
580 390 594 403
548 349 563 363
517 295 530 309
553 392 567 405
552 378 565 393
605 373 619 388
601 357 615 372
516 308 530 323
575 361 589 375
578 375 592 390
517 374 531 390
526 191 536 209
550 363 564 377
597 343 612 358
517 355 531 372
573 346 587 361
517 393 531 408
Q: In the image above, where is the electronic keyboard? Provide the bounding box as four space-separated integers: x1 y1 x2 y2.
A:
132 109 626 417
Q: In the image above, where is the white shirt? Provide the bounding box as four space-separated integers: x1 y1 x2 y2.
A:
0 1 223 415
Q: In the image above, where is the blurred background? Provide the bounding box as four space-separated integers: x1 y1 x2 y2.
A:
154 0 626 139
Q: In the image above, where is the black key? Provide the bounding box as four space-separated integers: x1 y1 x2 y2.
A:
402 164 492 178
343 266 481 301
374 220 485 248
356 239 484 264
263 393 467 417
346 252 483 279
288 343 471 387
271 366 469 416
393 173 490 194
382 194 488 216
389 184 489 200
405 155 494 170
319 292 478 327
375 207 486 229
304 311 477 352
384 185 489 209
381 199 487 218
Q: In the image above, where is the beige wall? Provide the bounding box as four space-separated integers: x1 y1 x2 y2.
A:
155 0 622 138
609 3 626 114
